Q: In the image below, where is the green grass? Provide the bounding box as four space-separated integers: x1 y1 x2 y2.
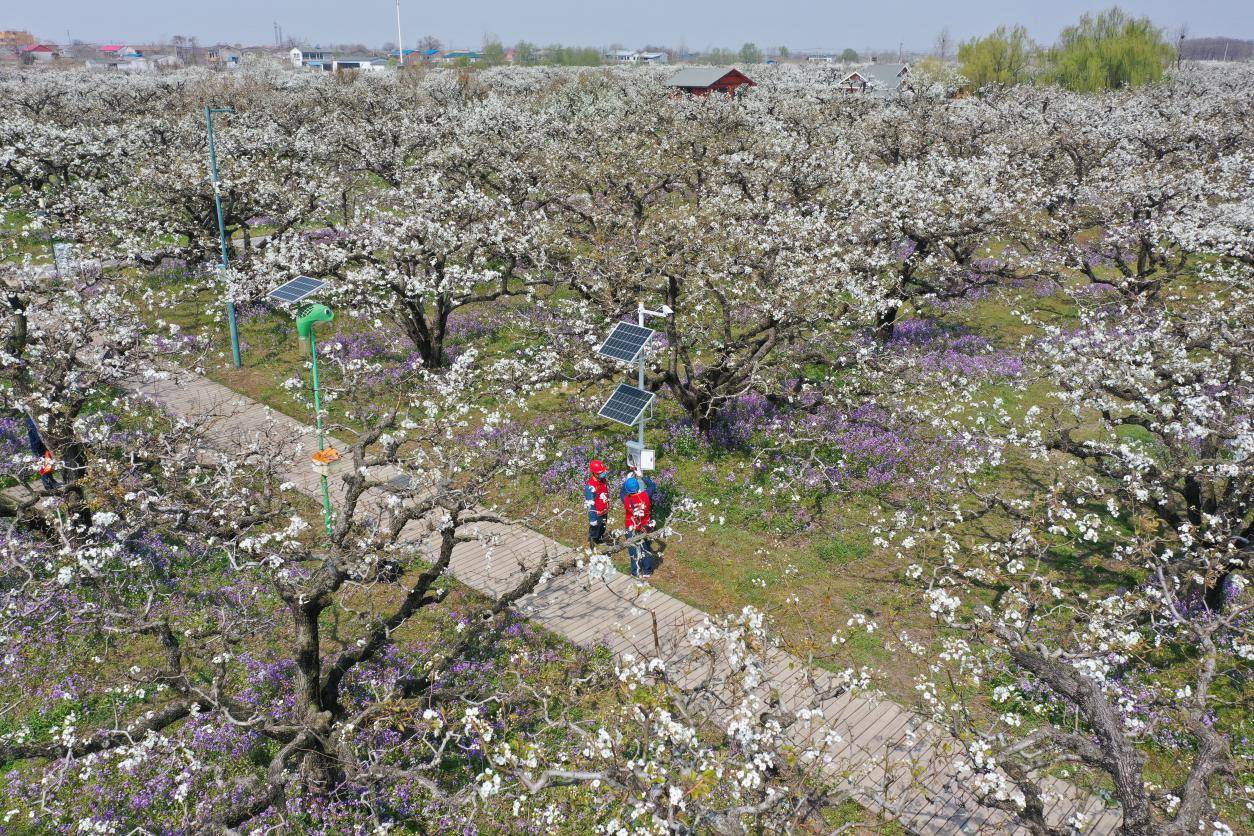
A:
124 268 1194 712
816 535 873 566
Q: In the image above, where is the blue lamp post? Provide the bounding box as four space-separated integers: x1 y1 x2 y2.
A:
205 106 243 368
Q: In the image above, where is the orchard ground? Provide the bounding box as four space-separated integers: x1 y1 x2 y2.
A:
132 256 1139 703
3 60 1249 834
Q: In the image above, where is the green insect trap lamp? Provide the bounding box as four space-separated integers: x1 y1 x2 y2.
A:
296 302 336 537
296 303 334 351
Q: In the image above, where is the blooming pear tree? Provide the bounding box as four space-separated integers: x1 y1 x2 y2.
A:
1 263 885 831
883 272 1252 834
260 169 544 369
2 58 1253 834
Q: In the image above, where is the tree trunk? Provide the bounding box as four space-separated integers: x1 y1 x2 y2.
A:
874 304 899 343
395 301 443 369
288 598 339 793
667 379 723 442
290 600 324 716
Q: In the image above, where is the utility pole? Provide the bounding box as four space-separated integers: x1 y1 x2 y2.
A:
633 300 673 470
205 107 243 368
395 0 404 66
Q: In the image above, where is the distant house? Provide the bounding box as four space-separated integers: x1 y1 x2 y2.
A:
20 44 59 62
207 46 241 67
289 47 333 68
842 62 911 98
607 49 668 63
0 30 36 50
115 58 153 74
389 48 418 59
419 47 441 62
664 66 756 97
331 56 386 73
99 44 140 58
441 50 481 63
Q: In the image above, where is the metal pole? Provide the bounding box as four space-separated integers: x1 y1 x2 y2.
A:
395 0 404 66
309 329 334 537
637 301 646 454
206 106 242 368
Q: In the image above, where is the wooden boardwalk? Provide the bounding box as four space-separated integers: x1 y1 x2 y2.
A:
126 367 1122 835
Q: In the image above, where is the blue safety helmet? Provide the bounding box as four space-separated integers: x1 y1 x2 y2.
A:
624 476 641 494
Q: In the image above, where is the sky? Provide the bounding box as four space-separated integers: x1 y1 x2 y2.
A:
12 0 1251 52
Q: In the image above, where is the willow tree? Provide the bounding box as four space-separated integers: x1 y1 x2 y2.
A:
958 24 1035 89
1047 7 1174 92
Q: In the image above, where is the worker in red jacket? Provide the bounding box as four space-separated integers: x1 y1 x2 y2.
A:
24 414 58 491
584 459 610 551
621 475 654 577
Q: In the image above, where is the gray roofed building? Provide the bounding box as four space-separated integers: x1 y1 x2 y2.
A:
665 67 737 88
852 62 911 98
664 67 756 96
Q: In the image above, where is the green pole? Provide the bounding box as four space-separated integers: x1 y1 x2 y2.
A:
297 302 336 539
206 106 242 369
309 329 334 538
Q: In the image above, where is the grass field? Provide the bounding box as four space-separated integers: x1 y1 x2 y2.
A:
125 261 1147 709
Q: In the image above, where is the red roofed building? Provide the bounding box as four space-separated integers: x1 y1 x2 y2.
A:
21 43 59 62
664 66 756 97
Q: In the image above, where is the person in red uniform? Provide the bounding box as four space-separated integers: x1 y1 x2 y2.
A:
621 475 654 577
24 414 57 491
584 459 610 551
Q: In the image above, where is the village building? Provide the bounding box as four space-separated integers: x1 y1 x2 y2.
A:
289 47 333 68
207 46 242 67
99 44 141 58
331 56 387 72
840 62 911 98
20 43 59 62
664 66 756 96
605 49 669 64
0 31 33 63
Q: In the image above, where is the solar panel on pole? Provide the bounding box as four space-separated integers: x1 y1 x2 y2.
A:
597 322 655 363
269 275 326 305
598 383 654 427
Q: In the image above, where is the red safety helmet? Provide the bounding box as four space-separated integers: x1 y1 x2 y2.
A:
589 459 608 476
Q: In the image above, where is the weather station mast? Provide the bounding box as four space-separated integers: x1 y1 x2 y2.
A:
594 301 673 473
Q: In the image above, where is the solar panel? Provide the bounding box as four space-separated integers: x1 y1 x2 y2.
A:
268 275 325 305
597 322 655 364
598 383 655 427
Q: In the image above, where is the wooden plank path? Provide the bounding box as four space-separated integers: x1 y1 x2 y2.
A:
125 366 1122 835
